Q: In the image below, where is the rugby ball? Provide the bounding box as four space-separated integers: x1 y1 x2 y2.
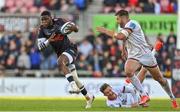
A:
60 22 75 35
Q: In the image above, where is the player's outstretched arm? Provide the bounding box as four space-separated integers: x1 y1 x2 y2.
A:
96 27 131 40
96 27 115 37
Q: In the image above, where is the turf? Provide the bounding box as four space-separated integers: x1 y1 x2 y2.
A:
0 97 179 111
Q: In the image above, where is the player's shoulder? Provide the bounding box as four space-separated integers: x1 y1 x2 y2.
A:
53 18 68 23
38 25 44 31
125 20 138 26
125 19 140 30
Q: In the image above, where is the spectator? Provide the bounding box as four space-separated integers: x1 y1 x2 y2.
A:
85 29 96 46
7 39 19 57
48 53 58 70
17 46 31 69
153 0 161 14
78 38 93 58
76 53 89 70
29 48 41 70
0 48 6 66
0 64 5 77
166 28 177 45
164 58 172 78
5 54 16 69
60 0 69 12
0 0 5 10
166 35 176 59
74 0 88 11
28 27 38 44
47 0 60 10
160 0 173 13
14 31 23 50
143 0 155 13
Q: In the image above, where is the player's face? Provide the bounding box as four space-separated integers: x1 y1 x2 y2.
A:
103 86 117 100
116 15 127 27
103 86 114 97
41 15 51 28
116 16 121 25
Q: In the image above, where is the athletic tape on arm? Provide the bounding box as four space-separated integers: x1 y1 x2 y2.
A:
121 29 129 38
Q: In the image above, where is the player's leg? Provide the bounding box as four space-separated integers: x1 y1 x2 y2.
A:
125 66 147 84
57 53 79 91
68 64 95 108
137 67 148 83
125 59 148 98
145 66 179 108
126 40 163 84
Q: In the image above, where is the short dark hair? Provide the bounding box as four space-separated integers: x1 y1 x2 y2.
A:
100 83 110 93
41 10 51 16
115 10 129 17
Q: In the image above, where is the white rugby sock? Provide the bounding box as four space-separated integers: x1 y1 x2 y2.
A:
130 75 146 96
160 79 175 100
65 73 74 83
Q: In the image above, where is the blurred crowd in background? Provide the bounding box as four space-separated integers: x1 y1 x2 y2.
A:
0 25 178 78
0 0 177 14
102 0 177 14
0 0 93 13
0 0 178 78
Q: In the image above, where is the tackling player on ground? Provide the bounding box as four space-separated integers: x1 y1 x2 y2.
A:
100 83 143 108
37 10 94 108
96 9 179 108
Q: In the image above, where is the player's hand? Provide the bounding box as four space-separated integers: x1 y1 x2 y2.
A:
39 42 47 51
96 27 107 34
48 33 56 42
131 103 139 108
67 23 78 32
121 49 127 61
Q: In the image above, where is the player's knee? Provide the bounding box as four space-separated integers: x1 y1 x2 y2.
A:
125 71 134 77
57 57 68 68
68 64 76 72
157 77 166 85
154 76 166 85
125 70 134 77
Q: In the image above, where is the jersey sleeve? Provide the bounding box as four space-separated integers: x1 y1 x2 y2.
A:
54 18 69 26
124 21 139 32
37 27 46 39
107 101 121 108
53 18 69 34
113 85 126 94
106 100 131 108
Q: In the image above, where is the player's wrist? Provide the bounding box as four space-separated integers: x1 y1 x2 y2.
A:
44 39 49 46
113 32 118 38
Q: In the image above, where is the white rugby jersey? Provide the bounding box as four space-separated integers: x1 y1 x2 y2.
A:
106 85 140 108
118 20 151 58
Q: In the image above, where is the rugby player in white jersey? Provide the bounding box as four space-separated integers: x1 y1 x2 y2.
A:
100 83 142 108
96 9 179 108
100 41 162 108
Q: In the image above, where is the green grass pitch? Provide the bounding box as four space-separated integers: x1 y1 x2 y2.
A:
0 97 179 111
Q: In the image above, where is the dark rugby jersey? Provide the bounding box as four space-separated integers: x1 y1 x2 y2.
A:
38 18 77 56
